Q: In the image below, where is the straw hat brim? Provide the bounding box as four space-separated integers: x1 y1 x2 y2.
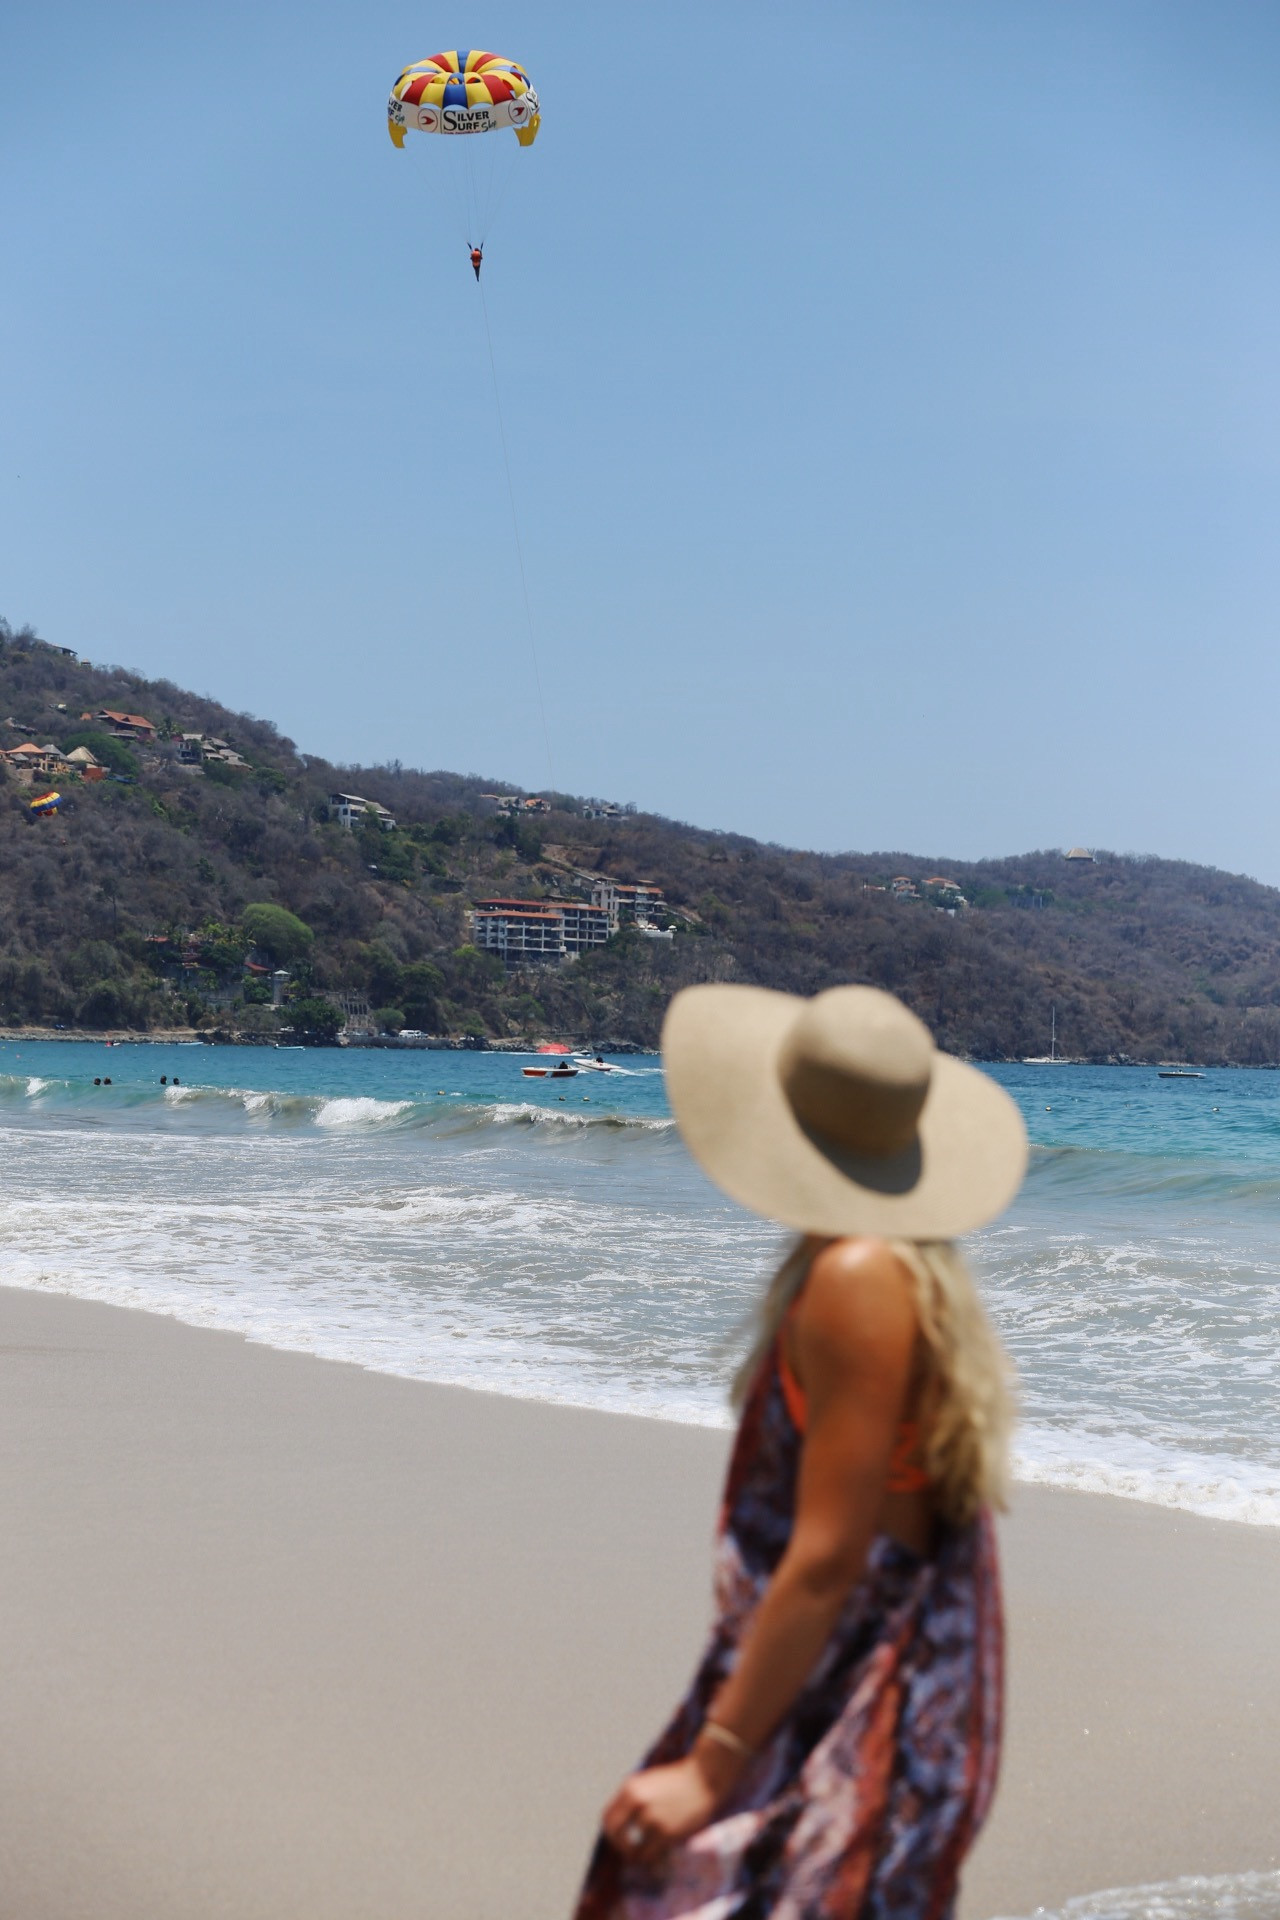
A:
663 984 1027 1239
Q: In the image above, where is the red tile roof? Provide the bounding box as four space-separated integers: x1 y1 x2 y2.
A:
474 905 561 920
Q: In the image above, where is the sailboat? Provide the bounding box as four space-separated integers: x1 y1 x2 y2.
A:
1023 1003 1067 1065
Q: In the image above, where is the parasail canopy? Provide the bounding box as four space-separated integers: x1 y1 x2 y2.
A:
389 50 540 148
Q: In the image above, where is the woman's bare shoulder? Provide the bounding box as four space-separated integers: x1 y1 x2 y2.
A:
796 1238 919 1361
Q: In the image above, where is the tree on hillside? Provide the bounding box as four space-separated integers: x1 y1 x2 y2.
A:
281 996 342 1044
241 903 314 965
58 728 139 778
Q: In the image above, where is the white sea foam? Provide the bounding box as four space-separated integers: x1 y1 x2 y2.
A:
480 1099 676 1131
1013 1424 1280 1528
995 1869 1280 1919
24 1077 48 1095
313 1096 414 1128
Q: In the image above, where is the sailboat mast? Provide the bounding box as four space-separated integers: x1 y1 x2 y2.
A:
1051 1002 1057 1063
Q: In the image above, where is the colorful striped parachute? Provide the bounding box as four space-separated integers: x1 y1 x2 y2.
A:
29 790 63 815
388 51 540 148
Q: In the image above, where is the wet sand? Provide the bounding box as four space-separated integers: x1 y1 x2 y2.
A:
1 1286 1276 1919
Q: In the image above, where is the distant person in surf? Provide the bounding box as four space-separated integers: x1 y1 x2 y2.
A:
573 984 1026 1920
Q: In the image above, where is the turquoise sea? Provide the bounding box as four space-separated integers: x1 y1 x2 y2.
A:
1 1041 1278 1527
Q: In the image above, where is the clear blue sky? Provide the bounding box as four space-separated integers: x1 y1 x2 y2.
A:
5 4 1280 878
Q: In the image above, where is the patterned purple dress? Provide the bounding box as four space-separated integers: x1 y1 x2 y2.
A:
572 1333 1003 1920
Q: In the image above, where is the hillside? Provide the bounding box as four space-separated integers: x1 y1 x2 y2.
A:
1 615 1279 1063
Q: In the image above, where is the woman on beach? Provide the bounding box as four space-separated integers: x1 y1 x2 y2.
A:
574 983 1026 1920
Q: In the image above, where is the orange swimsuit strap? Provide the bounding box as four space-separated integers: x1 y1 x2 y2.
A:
775 1338 932 1494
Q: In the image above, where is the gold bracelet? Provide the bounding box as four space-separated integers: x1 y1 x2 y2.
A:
700 1719 756 1762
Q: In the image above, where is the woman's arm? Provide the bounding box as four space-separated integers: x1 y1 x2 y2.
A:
602 1237 919 1862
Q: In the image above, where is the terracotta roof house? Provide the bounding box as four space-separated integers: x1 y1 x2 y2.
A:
97 710 156 743
4 742 69 779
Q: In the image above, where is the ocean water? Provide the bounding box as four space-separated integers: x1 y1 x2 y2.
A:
1 1043 1279 1528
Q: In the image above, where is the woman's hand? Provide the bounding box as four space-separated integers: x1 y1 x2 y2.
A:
601 1754 722 1867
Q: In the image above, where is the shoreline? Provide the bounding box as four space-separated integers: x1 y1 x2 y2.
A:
2 1285 1278 1919
0 1029 659 1053
2 1033 1268 1067
3 1272 1275 1533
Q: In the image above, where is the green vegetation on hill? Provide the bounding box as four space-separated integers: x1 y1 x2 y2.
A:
2 616 1279 1063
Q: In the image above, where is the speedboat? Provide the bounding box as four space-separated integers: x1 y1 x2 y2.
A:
522 1064 579 1078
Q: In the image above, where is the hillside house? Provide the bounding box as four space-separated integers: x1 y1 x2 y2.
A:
1065 847 1096 864
590 880 665 929
3 742 69 781
65 746 105 781
97 710 156 744
581 801 624 821
176 732 247 770
328 791 396 832
487 794 551 817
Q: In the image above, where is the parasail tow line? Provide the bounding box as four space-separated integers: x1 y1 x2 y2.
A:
478 275 554 793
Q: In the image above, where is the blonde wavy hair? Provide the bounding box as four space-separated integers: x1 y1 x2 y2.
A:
732 1238 1015 1528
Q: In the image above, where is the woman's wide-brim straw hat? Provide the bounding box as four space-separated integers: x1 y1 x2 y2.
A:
663 983 1027 1239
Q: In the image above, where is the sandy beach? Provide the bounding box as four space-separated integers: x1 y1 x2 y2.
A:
1 1286 1277 1920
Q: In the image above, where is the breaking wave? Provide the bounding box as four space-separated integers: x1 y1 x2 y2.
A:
0 1072 677 1141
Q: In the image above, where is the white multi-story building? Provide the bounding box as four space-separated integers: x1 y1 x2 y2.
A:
472 900 566 965
471 897 613 967
559 903 612 954
589 880 665 929
329 791 396 832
